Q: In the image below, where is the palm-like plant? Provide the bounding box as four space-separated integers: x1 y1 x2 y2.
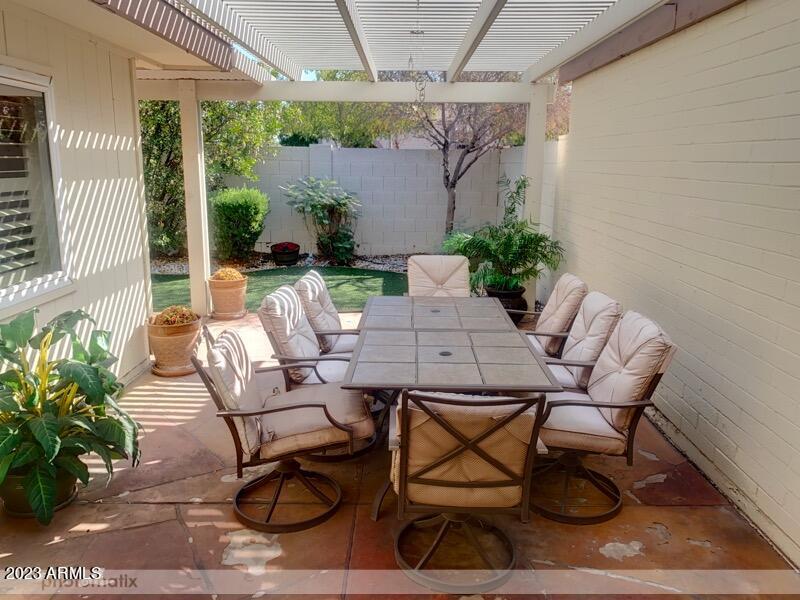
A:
442 176 564 292
0 309 140 524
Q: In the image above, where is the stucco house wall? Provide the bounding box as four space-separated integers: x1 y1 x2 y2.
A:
552 0 800 563
0 0 151 378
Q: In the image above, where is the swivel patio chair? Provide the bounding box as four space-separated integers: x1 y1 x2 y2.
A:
392 390 545 593
407 255 470 297
512 272 588 356
192 327 374 533
295 269 358 353
531 311 676 524
258 285 351 389
538 291 622 389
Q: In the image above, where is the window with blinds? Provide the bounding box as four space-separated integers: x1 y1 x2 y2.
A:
0 82 60 290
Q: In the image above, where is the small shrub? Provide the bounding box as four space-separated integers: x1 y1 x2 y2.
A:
154 305 199 326
211 267 245 281
282 177 359 265
209 187 269 260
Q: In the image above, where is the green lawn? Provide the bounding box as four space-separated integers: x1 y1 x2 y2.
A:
151 266 407 313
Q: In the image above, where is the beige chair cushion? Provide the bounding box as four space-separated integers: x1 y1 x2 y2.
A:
548 364 578 388
206 330 267 454
561 292 622 388
295 270 342 352
391 393 537 508
535 273 588 355
329 334 357 354
539 392 627 455
525 332 546 355
407 255 470 297
301 354 351 384
258 384 374 460
588 311 674 431
258 285 321 383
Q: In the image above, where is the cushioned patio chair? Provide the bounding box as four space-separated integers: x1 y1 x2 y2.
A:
532 311 676 524
295 269 358 353
258 285 351 388
539 291 622 389
512 272 588 356
192 327 374 533
392 390 545 593
407 255 470 297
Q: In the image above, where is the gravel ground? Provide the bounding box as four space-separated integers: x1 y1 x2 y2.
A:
150 253 411 275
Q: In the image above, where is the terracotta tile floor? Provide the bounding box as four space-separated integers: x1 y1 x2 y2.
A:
0 314 793 599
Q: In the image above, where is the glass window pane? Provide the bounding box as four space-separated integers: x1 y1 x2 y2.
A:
0 83 60 289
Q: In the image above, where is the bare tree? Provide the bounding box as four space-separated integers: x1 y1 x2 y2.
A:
413 73 526 233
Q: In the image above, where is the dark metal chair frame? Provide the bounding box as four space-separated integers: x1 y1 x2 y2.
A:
393 389 546 594
530 348 675 524
192 327 359 533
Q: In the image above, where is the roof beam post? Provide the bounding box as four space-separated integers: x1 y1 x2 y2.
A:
523 0 668 82
447 0 507 82
174 0 302 81
335 0 378 82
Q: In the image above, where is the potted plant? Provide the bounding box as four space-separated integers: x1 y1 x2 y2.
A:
270 241 301 266
442 176 563 323
0 309 140 524
208 267 247 320
147 305 201 377
282 177 359 265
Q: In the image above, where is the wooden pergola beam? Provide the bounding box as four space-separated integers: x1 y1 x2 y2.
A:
335 0 378 82
447 0 507 82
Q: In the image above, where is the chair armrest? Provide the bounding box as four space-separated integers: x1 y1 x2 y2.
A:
544 398 653 421
505 309 542 315
217 403 354 436
314 329 360 336
543 357 596 367
272 354 351 363
252 363 320 374
530 331 569 338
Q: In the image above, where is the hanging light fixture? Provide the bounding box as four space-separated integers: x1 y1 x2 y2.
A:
408 0 426 108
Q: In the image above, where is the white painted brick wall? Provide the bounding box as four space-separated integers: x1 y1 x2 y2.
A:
238 145 536 255
553 0 800 564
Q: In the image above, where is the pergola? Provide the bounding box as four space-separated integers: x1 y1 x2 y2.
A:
100 0 667 313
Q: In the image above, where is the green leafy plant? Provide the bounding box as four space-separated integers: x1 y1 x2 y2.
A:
443 176 564 292
282 177 360 265
209 187 269 261
0 309 140 524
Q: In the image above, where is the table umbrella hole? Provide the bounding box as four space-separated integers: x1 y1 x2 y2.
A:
439 351 452 357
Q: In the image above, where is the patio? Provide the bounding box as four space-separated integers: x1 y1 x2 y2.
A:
0 312 792 597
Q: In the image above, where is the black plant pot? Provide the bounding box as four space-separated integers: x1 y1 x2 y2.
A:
486 286 528 324
271 243 300 266
0 468 78 519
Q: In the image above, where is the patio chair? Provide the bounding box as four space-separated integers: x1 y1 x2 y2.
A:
257 285 351 389
392 390 545 593
192 327 374 533
295 269 358 353
512 272 588 356
407 255 470 297
538 291 622 389
532 311 676 524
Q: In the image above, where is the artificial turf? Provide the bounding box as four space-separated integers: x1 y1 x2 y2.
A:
151 266 407 313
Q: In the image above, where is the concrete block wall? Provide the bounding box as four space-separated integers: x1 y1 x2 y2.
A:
552 0 800 564
242 145 529 255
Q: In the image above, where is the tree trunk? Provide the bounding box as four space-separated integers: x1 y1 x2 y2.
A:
445 186 457 234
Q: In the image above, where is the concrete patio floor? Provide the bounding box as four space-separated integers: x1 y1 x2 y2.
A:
0 313 793 599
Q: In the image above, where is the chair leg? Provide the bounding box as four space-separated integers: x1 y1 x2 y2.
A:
233 459 342 533
370 479 392 521
394 514 516 594
531 452 623 525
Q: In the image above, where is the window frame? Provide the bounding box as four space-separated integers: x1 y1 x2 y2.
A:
0 64 73 318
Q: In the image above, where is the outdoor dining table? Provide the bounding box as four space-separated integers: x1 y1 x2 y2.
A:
343 295 560 459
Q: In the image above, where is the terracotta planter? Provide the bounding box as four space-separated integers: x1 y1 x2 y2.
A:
0 469 77 518
209 276 248 320
486 286 528 324
148 315 201 377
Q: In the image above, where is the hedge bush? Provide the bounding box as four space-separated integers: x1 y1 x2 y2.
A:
209 187 269 260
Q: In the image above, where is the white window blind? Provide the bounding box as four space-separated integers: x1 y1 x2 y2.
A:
0 83 60 290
